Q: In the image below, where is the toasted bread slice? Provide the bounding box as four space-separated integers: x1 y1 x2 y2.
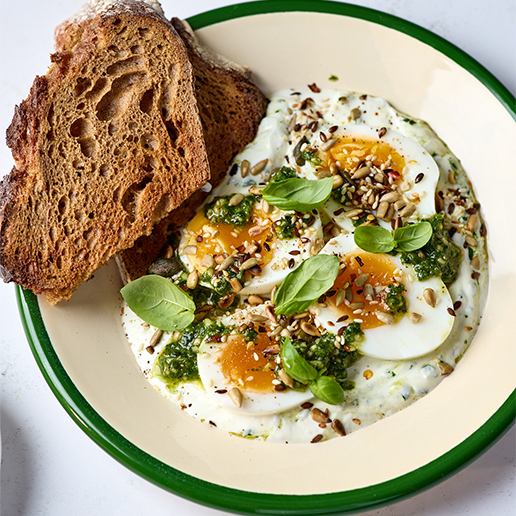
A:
116 18 268 283
0 0 210 304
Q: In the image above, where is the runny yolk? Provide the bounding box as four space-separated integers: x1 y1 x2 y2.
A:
329 136 405 178
183 208 275 271
326 251 402 330
217 332 278 393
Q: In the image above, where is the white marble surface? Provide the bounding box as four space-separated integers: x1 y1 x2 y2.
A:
0 0 514 515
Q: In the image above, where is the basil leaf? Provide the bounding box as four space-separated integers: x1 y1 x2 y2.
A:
309 376 345 405
354 225 394 253
274 254 340 315
121 275 195 331
262 177 333 212
393 221 433 252
280 338 318 383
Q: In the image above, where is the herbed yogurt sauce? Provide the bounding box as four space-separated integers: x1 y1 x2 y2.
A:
122 88 488 443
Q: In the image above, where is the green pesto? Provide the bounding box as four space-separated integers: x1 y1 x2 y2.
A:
190 285 226 309
242 327 258 342
291 323 363 385
400 213 462 283
385 283 407 315
200 267 244 300
352 212 378 227
301 150 324 167
270 166 297 183
204 194 256 227
273 212 316 240
153 320 229 388
331 183 351 205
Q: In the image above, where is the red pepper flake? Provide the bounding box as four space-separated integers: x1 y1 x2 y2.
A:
386 170 400 181
308 83 321 93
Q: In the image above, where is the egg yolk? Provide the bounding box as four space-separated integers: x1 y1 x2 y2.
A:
217 332 278 393
183 208 275 271
329 136 405 178
326 251 403 330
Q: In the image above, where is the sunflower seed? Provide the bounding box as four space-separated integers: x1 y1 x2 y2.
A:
278 368 294 388
241 160 250 178
229 193 245 206
183 245 198 255
311 408 331 424
241 257 259 270
320 138 338 152
149 329 163 348
228 387 243 408
410 312 422 324
376 311 394 324
187 270 199 289
354 273 370 288
301 322 321 336
423 288 436 308
250 159 268 176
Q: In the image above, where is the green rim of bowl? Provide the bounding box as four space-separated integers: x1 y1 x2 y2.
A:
17 1 516 514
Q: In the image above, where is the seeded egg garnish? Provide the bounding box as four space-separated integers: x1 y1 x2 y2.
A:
313 234 455 360
122 88 487 443
197 305 314 415
178 189 324 296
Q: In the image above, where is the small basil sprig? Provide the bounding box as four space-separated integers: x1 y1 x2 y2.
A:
280 338 345 405
309 375 346 405
354 221 433 254
121 275 195 331
262 177 333 212
273 254 340 315
280 337 318 382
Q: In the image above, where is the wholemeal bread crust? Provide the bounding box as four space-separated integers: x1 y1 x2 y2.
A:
116 18 268 283
0 1 210 304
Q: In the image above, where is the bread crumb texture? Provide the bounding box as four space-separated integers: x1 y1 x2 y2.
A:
0 0 209 304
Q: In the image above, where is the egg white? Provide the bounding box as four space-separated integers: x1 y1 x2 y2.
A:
315 234 455 360
315 125 440 231
197 306 314 415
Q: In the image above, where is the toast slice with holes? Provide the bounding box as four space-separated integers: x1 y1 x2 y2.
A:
0 0 210 304
115 18 268 283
